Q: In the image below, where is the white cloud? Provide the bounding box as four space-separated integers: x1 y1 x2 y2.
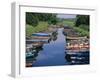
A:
57 14 76 19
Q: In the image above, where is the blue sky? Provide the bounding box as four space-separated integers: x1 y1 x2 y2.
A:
57 14 76 19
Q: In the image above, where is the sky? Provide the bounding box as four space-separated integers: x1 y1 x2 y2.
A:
57 14 76 19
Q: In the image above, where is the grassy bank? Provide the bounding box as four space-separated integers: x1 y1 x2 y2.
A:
62 20 89 37
26 21 48 37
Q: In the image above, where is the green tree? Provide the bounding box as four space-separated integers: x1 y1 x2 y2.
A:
75 15 89 26
26 12 58 26
26 13 38 27
48 14 58 25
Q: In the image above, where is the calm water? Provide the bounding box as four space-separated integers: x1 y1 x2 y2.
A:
26 28 89 67
32 28 68 67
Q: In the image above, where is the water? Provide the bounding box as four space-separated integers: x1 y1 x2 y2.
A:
32 28 68 67
26 28 89 67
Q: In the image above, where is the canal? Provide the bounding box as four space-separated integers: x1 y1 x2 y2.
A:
32 28 68 67
26 28 89 67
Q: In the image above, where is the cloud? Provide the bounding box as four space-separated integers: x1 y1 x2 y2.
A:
57 14 76 19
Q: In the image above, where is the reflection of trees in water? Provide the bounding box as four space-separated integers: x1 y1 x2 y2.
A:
26 29 59 67
51 32 58 41
52 35 57 41
27 32 59 66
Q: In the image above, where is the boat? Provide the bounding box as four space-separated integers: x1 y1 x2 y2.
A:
32 33 51 41
32 42 43 48
26 59 36 67
66 36 87 40
65 50 89 56
32 36 50 39
26 46 32 53
66 41 89 50
26 63 33 67
26 39 50 43
26 49 38 58
26 52 34 59
65 50 89 64
32 33 51 37
66 48 89 53
66 44 89 50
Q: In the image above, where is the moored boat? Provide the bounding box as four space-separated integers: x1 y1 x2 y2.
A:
26 63 33 67
32 33 51 37
32 42 43 48
66 49 89 53
26 39 50 43
26 52 34 59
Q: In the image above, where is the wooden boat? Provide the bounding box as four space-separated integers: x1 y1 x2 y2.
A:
66 42 89 50
26 39 49 43
32 42 43 48
66 36 87 40
26 46 32 53
66 41 89 53
26 63 33 67
32 33 51 41
66 49 89 53
66 45 89 50
65 49 89 64
32 33 51 37
32 36 50 39
26 49 38 58
26 52 34 59
71 57 85 60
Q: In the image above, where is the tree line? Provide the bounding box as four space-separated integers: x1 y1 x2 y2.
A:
26 12 58 27
75 15 89 26
26 12 90 30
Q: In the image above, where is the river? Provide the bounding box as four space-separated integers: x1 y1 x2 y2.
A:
32 28 69 67
26 28 89 67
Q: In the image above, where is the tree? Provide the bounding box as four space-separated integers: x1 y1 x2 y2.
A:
48 14 58 25
75 15 89 26
26 13 38 27
26 12 58 26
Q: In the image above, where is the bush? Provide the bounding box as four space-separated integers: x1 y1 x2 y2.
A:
75 15 89 26
79 24 89 31
48 18 58 25
26 13 38 27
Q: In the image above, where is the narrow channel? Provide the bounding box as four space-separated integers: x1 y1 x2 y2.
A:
32 28 68 67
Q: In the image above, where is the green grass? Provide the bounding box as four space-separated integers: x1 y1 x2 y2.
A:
62 20 75 26
26 21 48 37
62 20 89 37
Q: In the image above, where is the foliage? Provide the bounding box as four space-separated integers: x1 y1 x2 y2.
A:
26 22 48 37
75 15 89 26
26 13 38 27
48 15 58 25
73 26 89 37
78 24 89 31
62 19 74 26
62 19 89 37
26 12 58 27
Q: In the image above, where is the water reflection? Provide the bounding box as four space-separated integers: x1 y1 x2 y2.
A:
51 32 58 41
26 30 59 67
26 28 89 67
